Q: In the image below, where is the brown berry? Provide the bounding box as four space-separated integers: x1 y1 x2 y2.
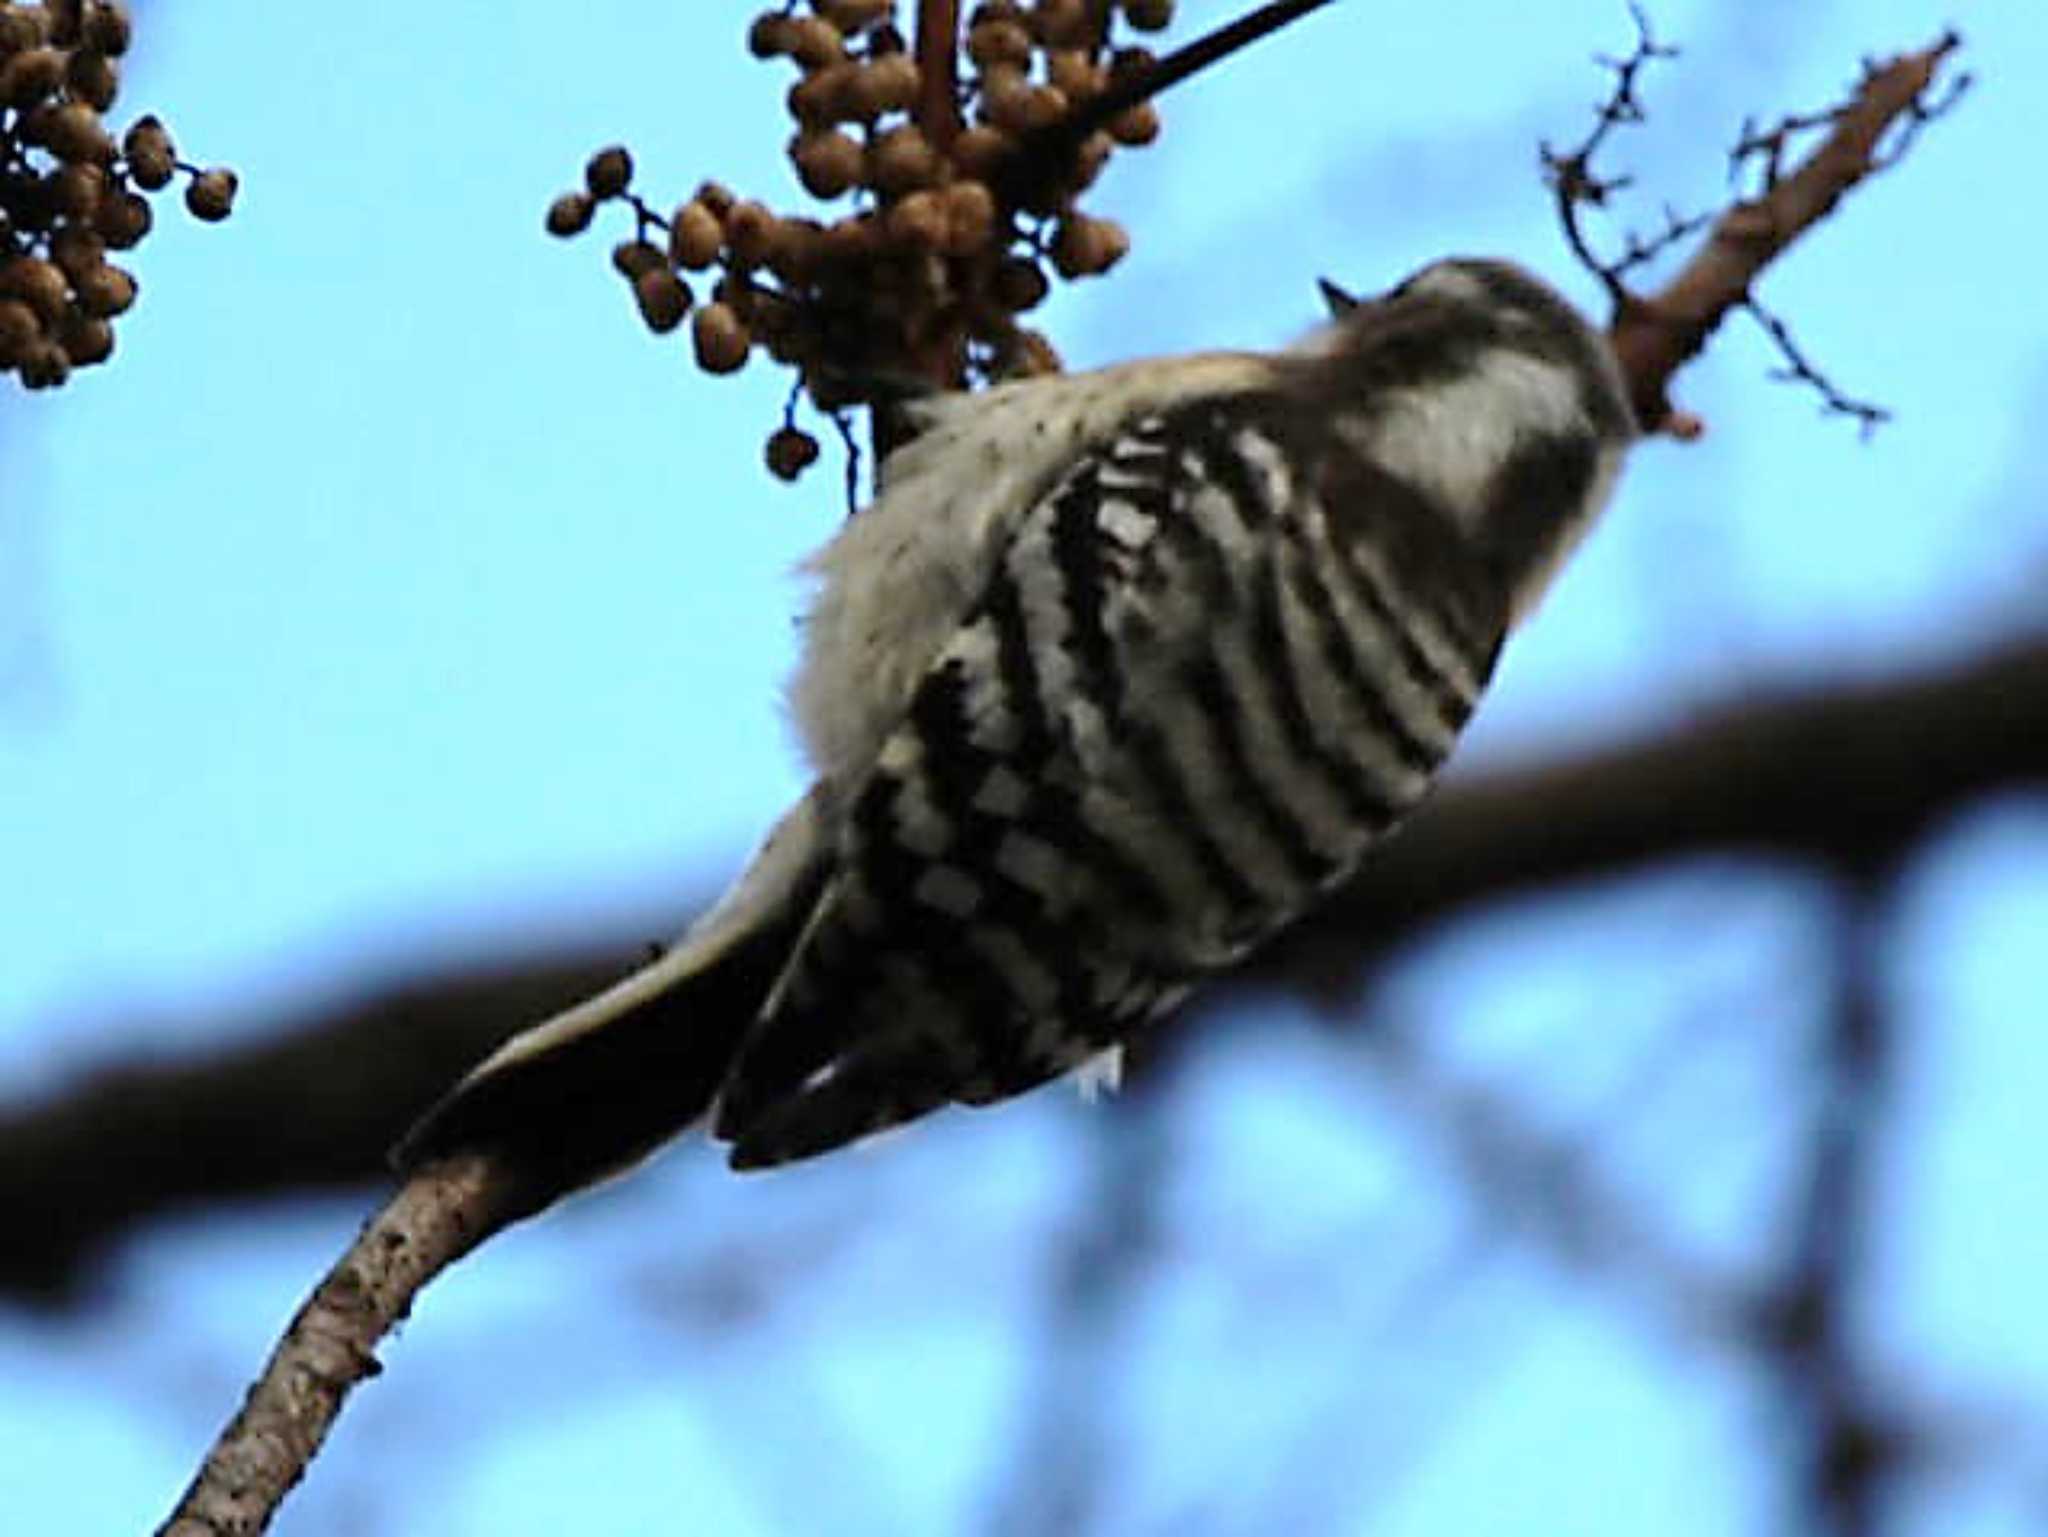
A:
44 0 82 45
584 145 633 199
1027 0 1088 47
951 124 1014 179
610 239 665 279
965 18 1032 70
74 260 135 317
786 15 846 69
1045 49 1101 100
633 268 691 333
791 129 863 198
0 11 48 54
1 47 64 108
858 53 919 115
764 425 821 481
836 61 885 122
546 190 595 237
121 114 175 189
885 189 945 250
1106 99 1159 146
767 217 823 284
940 179 997 254
805 365 865 411
1122 0 1173 30
668 200 723 269
49 225 105 281
1071 130 1113 192
95 187 150 246
1016 83 1068 133
990 253 1048 311
762 312 818 366
45 101 111 163
691 301 751 373
59 311 114 366
4 165 57 231
977 65 1033 132
816 0 892 32
724 199 779 267
50 162 106 219
66 48 118 110
0 256 69 324
866 124 938 194
1107 45 1156 80
1052 213 1128 278
819 213 879 266
184 167 237 222
787 62 855 127
693 180 737 218
81 1 131 54
0 299 40 368
1009 326 1061 377
746 10 795 57
19 339 70 389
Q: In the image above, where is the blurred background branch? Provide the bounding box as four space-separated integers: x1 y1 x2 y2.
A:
6 632 2040 1304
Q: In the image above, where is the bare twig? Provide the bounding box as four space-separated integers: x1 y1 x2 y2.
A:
1600 32 1967 432
914 0 963 153
865 0 972 465
1540 2 1681 306
1745 296 1889 438
1612 202 1713 280
156 1154 540 1537
994 0 1340 208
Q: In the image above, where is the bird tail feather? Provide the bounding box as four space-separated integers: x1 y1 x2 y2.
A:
391 790 830 1203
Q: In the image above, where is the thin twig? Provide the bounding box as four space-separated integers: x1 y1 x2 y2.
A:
994 0 1340 207
914 0 963 152
1540 2 1681 307
156 1155 539 1537
1602 31 1966 432
1745 297 1889 438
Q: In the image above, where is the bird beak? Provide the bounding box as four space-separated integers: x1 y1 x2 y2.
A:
1317 277 1360 318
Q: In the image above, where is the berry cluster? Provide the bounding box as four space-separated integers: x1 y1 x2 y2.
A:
545 0 1175 483
0 0 236 389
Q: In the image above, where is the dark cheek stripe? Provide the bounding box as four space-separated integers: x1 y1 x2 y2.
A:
1482 431 1598 579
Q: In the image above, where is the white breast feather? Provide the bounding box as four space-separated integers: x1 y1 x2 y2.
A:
789 352 1278 790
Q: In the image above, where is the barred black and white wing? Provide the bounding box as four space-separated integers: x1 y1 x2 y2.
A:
399 256 1633 1201
713 393 1509 1168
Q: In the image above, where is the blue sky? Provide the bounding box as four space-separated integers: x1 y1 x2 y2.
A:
4 2 2046 1533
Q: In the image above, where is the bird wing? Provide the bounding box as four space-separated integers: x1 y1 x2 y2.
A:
393 788 833 1200
716 393 1502 1168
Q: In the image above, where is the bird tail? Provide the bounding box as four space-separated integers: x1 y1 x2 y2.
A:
391 789 831 1206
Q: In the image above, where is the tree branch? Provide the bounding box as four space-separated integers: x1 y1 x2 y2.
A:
1603 32 1966 431
156 1153 536 1537
7 634 2042 1305
913 0 963 152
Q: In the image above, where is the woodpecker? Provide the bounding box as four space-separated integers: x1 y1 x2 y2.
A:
397 256 1636 1203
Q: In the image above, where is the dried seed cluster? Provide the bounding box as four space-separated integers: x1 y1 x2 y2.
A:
0 0 236 389
545 0 1176 483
